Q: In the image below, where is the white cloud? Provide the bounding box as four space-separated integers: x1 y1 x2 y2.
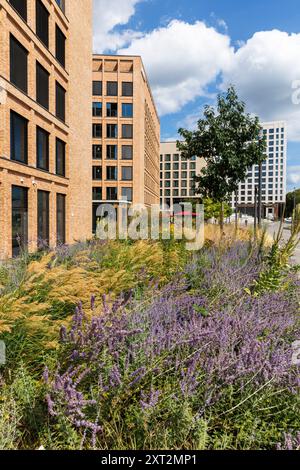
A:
222 30 300 141
93 0 144 52
287 166 300 185
118 20 234 115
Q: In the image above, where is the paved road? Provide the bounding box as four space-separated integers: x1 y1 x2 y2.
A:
266 221 300 265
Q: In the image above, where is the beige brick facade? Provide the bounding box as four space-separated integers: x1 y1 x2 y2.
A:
92 55 160 232
0 0 92 258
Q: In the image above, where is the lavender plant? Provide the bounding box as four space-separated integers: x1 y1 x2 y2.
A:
43 243 300 450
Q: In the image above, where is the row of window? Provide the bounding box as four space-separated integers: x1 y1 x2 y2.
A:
10 110 66 176
161 162 196 171
10 35 66 120
9 0 66 66
161 180 194 188
92 124 133 139
93 145 133 160
92 187 133 202
93 81 133 97
93 102 133 118
160 154 197 162
11 185 66 257
92 166 133 181
161 189 196 197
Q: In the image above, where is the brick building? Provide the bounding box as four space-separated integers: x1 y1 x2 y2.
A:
0 0 93 258
92 55 160 233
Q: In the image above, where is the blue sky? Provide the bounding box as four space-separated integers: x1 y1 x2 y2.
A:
93 0 300 191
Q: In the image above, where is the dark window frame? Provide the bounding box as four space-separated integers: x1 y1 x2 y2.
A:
55 24 66 67
36 61 49 109
36 126 49 171
36 0 49 48
9 0 27 21
10 111 28 164
56 138 66 177
37 190 50 247
10 34 28 93
56 81 66 122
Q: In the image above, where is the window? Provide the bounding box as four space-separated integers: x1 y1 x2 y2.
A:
107 124 117 138
93 144 102 159
10 35 28 93
9 0 27 21
107 187 118 200
122 82 133 96
37 190 49 247
122 103 133 118
93 124 102 138
122 166 133 181
11 111 28 164
122 124 133 139
106 166 117 181
55 24 66 67
107 145 117 160
93 81 102 96
36 126 49 171
173 163 179 170
36 62 49 109
56 194 66 245
56 82 66 121
122 145 133 160
93 102 102 117
92 187 102 201
93 166 102 180
55 0 65 13
182 180 187 188
107 81 118 96
12 186 28 257
36 0 49 48
56 138 66 176
107 103 118 117
121 187 133 202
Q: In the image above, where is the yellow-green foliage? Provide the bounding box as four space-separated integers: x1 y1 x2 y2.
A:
0 240 187 353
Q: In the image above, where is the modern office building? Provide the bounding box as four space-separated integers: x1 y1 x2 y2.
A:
160 141 205 210
0 0 93 258
92 55 160 233
231 121 287 219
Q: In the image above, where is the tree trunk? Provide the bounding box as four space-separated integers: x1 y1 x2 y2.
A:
219 201 224 232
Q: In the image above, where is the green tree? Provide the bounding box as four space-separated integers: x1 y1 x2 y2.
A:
204 198 233 221
177 86 266 230
286 188 300 217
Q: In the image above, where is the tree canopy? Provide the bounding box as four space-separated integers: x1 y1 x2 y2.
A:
177 86 267 203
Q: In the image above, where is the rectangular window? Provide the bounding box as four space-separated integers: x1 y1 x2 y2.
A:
56 82 66 121
107 124 117 138
122 82 133 96
92 166 102 180
92 187 102 201
12 186 28 257
55 0 65 13
56 138 66 176
122 166 133 181
93 81 102 96
36 61 49 109
10 35 28 93
107 81 118 96
121 187 133 202
122 145 133 160
93 144 102 159
106 103 118 117
11 111 28 164
93 124 102 138
56 194 66 245
37 190 49 247
55 25 66 67
107 145 117 160
107 187 118 200
36 0 49 48
9 0 27 21
122 103 133 118
106 166 117 181
93 102 102 117
122 124 133 139
36 126 49 171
